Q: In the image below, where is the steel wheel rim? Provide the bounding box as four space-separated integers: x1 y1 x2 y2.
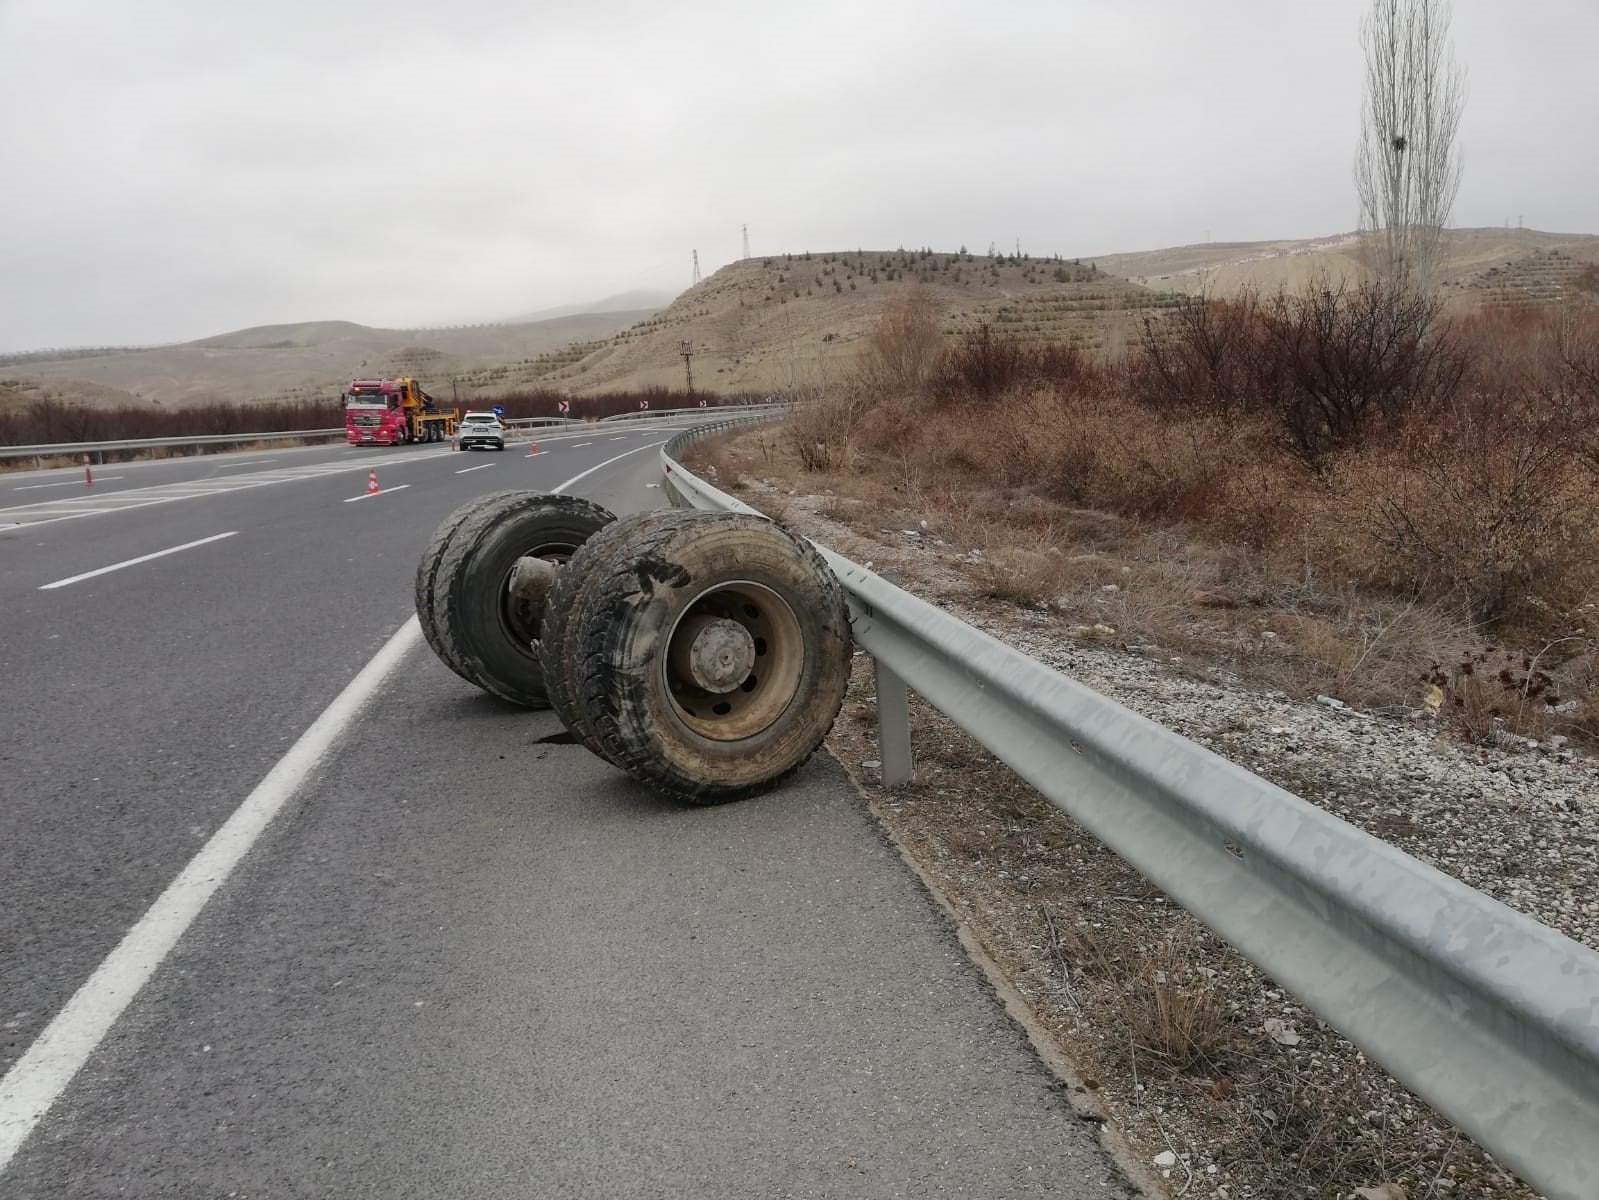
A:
661 580 805 741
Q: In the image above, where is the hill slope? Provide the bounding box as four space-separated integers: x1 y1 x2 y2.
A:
539 250 1182 395
1096 227 1599 307
1 310 657 409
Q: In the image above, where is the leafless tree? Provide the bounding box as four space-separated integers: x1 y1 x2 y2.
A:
1355 0 1466 297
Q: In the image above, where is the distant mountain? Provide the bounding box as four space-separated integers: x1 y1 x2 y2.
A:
5 310 657 409
507 290 675 323
188 321 374 350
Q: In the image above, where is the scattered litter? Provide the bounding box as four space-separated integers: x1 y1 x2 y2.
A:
1263 1017 1301 1046
1315 695 1347 710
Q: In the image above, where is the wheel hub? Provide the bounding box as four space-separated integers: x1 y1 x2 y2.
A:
672 615 756 693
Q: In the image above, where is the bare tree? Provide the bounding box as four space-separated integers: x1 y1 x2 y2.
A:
1355 0 1466 296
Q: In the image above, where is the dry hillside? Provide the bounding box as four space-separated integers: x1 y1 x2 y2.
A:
1097 226 1599 310
9 229 1594 414
538 250 1185 396
0 310 657 411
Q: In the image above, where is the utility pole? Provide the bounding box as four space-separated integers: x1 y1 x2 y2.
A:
680 340 694 392
742 224 750 260
692 249 701 285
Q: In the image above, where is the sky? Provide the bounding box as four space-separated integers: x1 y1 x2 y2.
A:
1 0 1595 351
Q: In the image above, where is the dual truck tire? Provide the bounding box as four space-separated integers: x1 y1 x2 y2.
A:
414 492 852 804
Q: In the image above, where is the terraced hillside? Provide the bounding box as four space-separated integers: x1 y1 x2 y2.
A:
545 250 1185 394
1096 227 1599 307
1462 246 1599 312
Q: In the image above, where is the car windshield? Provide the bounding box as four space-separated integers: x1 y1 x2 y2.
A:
462 414 501 425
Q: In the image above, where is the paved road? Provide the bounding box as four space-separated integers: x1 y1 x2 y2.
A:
0 428 1129 1198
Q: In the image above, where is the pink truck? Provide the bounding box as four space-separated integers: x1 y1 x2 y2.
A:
343 377 458 445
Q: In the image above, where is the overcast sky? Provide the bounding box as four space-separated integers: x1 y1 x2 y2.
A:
2 0 1595 351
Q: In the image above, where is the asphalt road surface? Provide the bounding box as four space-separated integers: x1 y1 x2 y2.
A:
0 427 1131 1198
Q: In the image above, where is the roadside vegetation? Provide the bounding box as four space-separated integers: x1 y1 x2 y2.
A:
763 283 1599 747
685 278 1598 1199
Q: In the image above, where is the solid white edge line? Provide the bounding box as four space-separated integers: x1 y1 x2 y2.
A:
550 440 664 494
343 484 413 503
37 532 239 590
0 438 669 1164
0 616 424 1173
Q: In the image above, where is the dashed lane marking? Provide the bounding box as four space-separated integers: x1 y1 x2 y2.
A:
38 532 238 590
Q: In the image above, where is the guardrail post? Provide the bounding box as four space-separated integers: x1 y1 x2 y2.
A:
872 570 914 787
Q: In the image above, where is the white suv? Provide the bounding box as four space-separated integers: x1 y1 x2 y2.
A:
457 411 506 451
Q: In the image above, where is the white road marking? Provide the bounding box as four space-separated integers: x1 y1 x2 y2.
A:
551 440 665 494
12 477 124 491
37 532 238 590
608 436 626 441
0 617 423 1172
572 442 592 447
343 484 413 503
208 459 277 468
455 463 495 474
0 438 677 1167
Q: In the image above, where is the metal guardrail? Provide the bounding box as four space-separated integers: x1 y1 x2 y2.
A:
599 402 789 423
659 420 1599 1200
0 428 347 465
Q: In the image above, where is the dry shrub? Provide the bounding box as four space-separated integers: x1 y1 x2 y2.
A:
1323 389 1599 629
1133 282 1469 467
785 385 870 473
933 323 1085 402
971 541 1069 606
859 284 943 396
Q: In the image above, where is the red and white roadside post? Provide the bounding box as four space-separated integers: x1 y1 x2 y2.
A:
83 453 93 487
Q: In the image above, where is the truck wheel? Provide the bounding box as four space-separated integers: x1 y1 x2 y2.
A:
539 509 715 761
415 490 537 684
574 514 852 804
425 493 616 706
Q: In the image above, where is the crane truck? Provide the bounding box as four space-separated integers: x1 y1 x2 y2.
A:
343 377 459 445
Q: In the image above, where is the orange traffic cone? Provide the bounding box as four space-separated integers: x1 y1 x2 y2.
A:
526 440 539 457
366 469 379 495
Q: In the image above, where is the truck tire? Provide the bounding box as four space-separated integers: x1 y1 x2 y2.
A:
574 513 852 804
427 492 616 706
539 508 715 761
415 490 531 683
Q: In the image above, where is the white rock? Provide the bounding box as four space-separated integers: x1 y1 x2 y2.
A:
1152 1150 1178 1168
